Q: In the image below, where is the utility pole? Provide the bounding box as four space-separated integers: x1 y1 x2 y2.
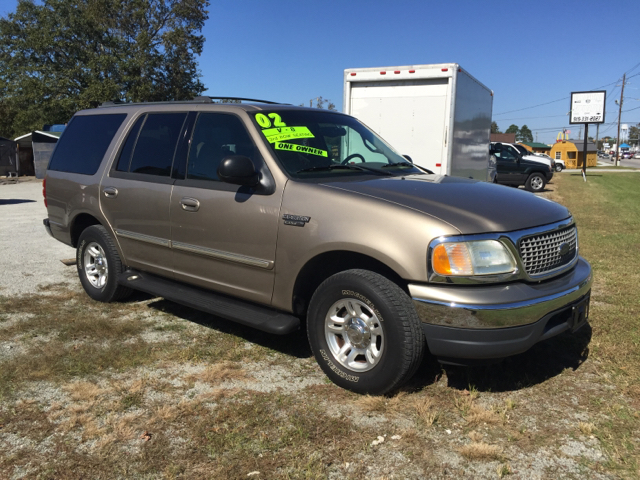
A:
616 73 626 167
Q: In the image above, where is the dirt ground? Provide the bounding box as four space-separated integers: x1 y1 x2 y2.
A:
0 179 635 479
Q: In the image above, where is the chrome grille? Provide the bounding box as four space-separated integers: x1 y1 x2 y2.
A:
519 226 577 276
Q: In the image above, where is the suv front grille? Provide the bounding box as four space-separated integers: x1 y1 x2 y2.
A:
519 226 577 276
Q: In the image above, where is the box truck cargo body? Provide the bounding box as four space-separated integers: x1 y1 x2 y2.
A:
344 64 493 180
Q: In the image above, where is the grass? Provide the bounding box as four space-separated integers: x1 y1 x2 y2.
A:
1 171 640 477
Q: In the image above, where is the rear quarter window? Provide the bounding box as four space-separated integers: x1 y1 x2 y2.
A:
48 113 127 175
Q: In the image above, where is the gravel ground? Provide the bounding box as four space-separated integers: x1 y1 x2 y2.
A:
0 179 76 295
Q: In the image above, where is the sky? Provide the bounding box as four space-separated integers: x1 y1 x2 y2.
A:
1 0 639 145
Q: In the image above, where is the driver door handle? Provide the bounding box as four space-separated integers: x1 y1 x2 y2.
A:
180 197 200 212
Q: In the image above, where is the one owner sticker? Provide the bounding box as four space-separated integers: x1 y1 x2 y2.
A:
275 142 328 157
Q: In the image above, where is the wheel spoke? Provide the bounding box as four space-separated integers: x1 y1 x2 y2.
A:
346 349 360 365
365 346 380 365
327 322 345 333
337 343 351 363
346 300 358 318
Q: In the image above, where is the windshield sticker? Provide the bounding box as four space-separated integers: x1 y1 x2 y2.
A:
255 113 287 129
275 142 328 157
262 126 314 143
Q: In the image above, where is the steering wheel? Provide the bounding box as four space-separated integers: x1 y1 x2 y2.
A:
341 153 365 165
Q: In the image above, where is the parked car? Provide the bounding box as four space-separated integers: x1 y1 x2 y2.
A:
490 142 554 191
534 153 564 172
634 151 640 159
43 99 592 394
621 151 633 159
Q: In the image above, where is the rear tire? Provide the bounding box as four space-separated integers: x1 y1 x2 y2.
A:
555 164 562 172
77 225 133 302
525 173 546 192
307 269 424 395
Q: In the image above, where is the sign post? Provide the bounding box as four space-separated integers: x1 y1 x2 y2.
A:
570 91 606 179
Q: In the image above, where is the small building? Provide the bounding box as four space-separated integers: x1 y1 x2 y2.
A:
549 140 597 169
519 142 551 155
13 130 62 178
490 133 516 143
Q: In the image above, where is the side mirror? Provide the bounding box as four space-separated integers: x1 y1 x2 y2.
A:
402 155 413 163
218 155 259 187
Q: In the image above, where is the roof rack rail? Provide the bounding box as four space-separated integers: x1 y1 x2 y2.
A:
206 97 285 105
98 97 287 108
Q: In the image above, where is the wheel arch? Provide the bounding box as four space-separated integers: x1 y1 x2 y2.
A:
290 250 407 317
70 213 103 248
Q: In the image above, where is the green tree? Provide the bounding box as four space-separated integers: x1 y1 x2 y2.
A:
517 125 533 143
505 124 519 134
491 121 501 134
0 0 209 138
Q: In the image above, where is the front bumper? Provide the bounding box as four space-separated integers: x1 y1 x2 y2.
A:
409 257 592 361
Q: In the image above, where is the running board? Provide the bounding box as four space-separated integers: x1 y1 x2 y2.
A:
118 270 300 335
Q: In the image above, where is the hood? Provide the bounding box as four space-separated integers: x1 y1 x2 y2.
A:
322 174 570 234
523 155 552 166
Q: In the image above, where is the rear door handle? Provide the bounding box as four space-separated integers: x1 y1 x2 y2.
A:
180 197 200 212
103 187 118 198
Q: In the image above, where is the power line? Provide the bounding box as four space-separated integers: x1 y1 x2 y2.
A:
493 79 620 116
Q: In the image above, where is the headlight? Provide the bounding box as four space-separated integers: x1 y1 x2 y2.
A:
432 240 517 276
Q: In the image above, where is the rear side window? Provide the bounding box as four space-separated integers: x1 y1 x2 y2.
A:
48 114 126 175
115 115 145 172
128 113 187 176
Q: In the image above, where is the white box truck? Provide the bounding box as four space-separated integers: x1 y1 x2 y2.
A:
343 63 493 180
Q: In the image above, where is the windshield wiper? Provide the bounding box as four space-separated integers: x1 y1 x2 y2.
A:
296 164 391 175
381 161 413 168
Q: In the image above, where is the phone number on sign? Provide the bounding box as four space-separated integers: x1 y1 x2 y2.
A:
573 116 603 122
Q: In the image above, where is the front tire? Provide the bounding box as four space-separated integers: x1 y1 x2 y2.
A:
307 269 424 395
77 225 132 302
525 172 546 192
555 164 563 172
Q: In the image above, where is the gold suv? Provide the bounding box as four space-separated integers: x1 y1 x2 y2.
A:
44 98 592 394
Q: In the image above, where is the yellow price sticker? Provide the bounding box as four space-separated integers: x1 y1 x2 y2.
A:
275 142 328 157
262 126 314 143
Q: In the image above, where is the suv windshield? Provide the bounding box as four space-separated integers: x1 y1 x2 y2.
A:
251 109 425 178
513 145 529 156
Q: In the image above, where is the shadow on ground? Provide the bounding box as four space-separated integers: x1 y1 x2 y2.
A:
0 199 36 205
442 324 592 393
135 292 591 394
145 297 313 360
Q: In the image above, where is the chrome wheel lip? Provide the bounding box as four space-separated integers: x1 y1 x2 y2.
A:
324 298 384 372
83 241 108 289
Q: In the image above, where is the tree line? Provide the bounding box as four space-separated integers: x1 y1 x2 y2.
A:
0 0 209 138
491 121 533 143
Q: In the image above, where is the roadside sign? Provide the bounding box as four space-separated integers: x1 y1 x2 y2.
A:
604 143 610 148
569 91 606 124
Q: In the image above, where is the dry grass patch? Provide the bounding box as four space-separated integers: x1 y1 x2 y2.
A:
409 395 440 427
186 361 251 385
579 421 596 436
459 441 503 461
